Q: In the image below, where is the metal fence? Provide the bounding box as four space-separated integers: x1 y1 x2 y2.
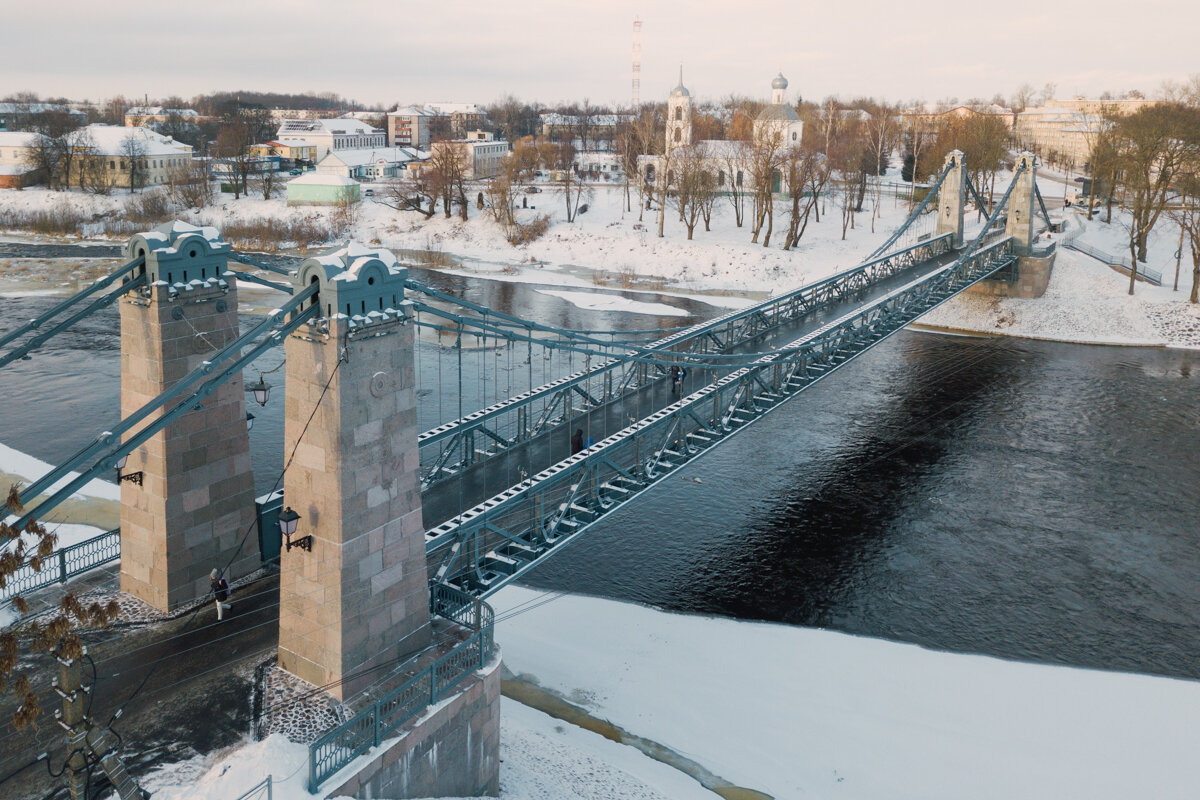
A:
0 528 120 602
231 775 272 800
1065 239 1162 285
307 585 495 793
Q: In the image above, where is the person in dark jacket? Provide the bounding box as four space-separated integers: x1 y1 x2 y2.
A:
211 568 231 620
571 428 584 454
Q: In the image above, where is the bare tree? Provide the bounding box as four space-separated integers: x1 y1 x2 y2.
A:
428 142 470 220
166 161 213 208
119 135 148 193
719 142 749 228
216 121 252 199
547 141 589 223
250 162 276 200
783 146 827 250
1010 83 1036 113
56 127 93 190
378 174 436 218
863 103 897 231
671 143 714 240
1111 103 1200 292
485 157 519 236
1 488 120 729
22 133 59 190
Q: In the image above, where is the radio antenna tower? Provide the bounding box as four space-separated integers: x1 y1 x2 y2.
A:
631 16 642 110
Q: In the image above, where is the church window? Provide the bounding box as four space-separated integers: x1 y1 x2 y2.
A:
674 128 681 143
736 170 743 186
674 107 682 121
667 170 675 184
792 132 798 141
718 170 725 187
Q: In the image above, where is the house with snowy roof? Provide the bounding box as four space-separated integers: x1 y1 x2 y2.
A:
286 172 360 206
276 118 385 161
124 107 201 126
315 146 426 181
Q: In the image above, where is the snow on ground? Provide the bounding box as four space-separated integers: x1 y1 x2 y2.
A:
0 441 120 502
126 697 714 800
492 586 1200 800
0 180 922 297
924 210 1200 347
534 289 690 317
126 587 1200 800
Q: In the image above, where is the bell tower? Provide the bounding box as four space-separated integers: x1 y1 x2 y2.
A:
666 65 692 150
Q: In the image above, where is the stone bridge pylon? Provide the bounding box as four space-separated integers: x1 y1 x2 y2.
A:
118 222 258 611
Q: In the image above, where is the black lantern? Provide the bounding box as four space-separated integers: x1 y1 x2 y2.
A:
279 506 311 552
246 412 256 432
249 376 271 407
115 453 143 487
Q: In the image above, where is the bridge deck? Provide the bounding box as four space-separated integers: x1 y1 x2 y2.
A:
418 246 962 531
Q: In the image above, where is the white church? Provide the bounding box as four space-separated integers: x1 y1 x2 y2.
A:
641 70 805 194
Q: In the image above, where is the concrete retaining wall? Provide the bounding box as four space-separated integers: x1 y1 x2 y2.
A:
969 253 1055 299
326 650 502 799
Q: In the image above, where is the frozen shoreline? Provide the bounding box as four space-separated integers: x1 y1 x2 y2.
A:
127 586 1200 800
4 181 1198 349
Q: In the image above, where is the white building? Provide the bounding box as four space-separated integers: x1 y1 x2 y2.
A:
430 131 509 180
0 131 45 187
1014 106 1108 169
315 146 426 181
276 118 386 160
124 107 201 127
644 72 805 194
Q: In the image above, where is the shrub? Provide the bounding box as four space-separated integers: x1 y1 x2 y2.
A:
0 204 84 235
123 190 171 224
506 214 551 246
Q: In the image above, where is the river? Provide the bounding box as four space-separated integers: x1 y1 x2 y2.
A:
1 256 1198 682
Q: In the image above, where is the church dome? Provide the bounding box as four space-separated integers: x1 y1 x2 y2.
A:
771 72 788 91
670 82 691 99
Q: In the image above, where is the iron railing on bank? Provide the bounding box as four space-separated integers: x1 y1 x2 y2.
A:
307 584 495 793
1065 239 1162 285
0 528 119 602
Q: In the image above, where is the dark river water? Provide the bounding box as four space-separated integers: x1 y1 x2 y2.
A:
2 266 1199 681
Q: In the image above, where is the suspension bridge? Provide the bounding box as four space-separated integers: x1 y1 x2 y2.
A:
0 150 1056 798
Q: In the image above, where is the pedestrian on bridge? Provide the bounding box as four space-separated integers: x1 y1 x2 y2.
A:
669 365 681 396
571 429 584 455
211 568 232 620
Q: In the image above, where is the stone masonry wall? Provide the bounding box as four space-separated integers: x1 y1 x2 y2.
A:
969 253 1055 299
119 280 258 610
278 315 430 699
326 651 502 800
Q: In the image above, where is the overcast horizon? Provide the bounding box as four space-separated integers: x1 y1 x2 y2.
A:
3 0 1195 109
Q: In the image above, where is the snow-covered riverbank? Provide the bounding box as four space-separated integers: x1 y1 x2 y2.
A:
6 180 1200 349
129 586 1200 800
922 211 1200 348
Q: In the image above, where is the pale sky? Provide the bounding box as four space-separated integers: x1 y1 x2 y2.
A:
3 0 1195 108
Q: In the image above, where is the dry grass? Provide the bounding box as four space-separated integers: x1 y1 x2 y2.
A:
506 214 551 246
218 216 334 252
0 204 86 235
122 191 171 224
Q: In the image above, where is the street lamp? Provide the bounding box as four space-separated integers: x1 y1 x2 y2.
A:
115 453 143 487
246 412 255 432
278 506 311 552
248 376 271 408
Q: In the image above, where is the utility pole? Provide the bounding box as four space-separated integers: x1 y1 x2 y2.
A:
54 648 146 800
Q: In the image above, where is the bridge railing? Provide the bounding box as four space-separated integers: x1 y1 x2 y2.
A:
0 528 120 602
416 233 954 490
423 237 1019 596
307 585 495 793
